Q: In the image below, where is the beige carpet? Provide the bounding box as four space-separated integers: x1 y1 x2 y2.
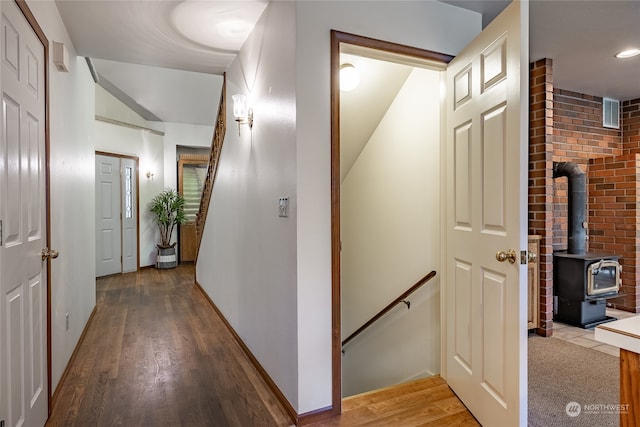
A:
528 335 619 427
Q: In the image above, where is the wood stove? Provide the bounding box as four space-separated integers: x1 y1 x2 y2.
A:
554 252 621 328
552 162 621 328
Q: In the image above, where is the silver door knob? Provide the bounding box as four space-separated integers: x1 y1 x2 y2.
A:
42 247 59 260
496 249 517 264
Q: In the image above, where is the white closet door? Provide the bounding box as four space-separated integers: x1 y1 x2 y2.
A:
0 1 48 426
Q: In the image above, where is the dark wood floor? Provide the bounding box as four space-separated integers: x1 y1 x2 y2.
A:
307 376 479 427
47 264 477 426
46 264 293 427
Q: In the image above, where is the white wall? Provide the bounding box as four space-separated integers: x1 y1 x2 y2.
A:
95 90 216 266
341 68 441 396
94 119 165 267
294 1 480 414
160 121 214 190
160 122 214 250
196 0 299 409
23 0 97 390
95 84 149 129
196 0 480 416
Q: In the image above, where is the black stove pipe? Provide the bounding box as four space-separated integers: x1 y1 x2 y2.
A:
553 162 586 254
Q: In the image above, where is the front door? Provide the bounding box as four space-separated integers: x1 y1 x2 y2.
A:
0 1 49 426
96 154 122 277
444 1 528 426
95 153 138 276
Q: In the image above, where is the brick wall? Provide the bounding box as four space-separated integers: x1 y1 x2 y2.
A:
552 89 623 252
623 98 640 155
588 155 640 312
529 59 554 336
529 64 640 336
548 91 640 313
529 62 640 333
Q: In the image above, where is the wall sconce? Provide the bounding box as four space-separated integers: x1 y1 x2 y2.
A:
146 171 154 179
232 94 253 136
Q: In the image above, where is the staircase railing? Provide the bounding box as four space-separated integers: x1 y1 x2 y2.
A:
341 270 437 349
194 75 226 262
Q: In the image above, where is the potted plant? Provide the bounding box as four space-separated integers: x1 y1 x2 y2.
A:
149 188 187 268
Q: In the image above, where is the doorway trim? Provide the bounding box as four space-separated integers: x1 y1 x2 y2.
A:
329 30 454 415
95 150 141 273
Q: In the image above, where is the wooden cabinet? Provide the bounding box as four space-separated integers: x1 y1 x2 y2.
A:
528 235 541 330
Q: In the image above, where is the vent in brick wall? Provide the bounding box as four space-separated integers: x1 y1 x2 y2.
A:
603 97 620 129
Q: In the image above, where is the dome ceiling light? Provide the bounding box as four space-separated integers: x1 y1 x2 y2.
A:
615 48 640 59
340 63 360 92
171 1 267 51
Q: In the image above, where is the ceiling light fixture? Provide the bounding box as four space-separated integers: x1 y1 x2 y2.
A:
232 94 253 136
340 63 360 92
615 49 640 59
171 2 267 51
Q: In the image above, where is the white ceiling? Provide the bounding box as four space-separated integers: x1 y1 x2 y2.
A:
55 0 268 126
444 0 640 101
530 1 640 102
92 58 223 126
54 0 640 128
55 0 267 74
339 54 413 182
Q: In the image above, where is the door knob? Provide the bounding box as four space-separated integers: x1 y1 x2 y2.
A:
496 249 517 264
42 247 59 260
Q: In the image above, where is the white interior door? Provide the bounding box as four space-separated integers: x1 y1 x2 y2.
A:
0 1 48 426
121 157 137 273
444 1 528 426
96 154 122 277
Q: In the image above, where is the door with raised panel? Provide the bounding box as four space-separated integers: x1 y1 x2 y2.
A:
96 154 122 277
0 1 48 426
444 1 528 426
96 154 138 276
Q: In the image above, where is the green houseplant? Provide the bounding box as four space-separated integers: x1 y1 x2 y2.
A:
149 188 187 268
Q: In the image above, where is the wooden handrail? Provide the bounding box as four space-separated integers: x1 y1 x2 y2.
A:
341 270 437 348
194 74 227 262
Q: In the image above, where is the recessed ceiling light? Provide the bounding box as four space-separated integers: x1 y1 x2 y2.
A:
615 49 640 59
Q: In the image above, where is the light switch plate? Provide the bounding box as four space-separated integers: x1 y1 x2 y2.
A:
278 197 289 218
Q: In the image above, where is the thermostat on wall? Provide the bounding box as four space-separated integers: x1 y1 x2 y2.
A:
53 41 69 72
